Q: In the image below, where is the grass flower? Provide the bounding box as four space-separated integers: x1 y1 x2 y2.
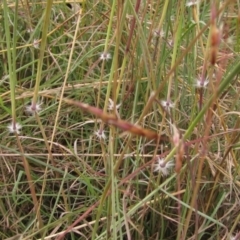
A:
153 29 165 38
33 39 39 49
7 122 22 134
194 78 209 88
153 157 174 176
186 0 199 7
160 100 175 112
95 129 106 140
108 98 121 111
99 52 111 61
26 102 42 114
27 28 33 33
167 39 174 47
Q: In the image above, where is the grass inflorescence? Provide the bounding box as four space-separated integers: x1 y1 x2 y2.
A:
0 0 240 239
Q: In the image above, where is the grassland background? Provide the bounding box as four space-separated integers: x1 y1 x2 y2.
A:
0 0 240 239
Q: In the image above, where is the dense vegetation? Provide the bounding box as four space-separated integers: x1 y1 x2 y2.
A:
0 0 240 239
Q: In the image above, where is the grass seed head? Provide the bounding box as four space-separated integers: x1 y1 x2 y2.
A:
26 102 42 114
186 0 199 7
108 98 121 111
194 78 209 88
7 122 22 134
99 52 111 61
95 129 106 140
154 157 174 176
160 100 175 112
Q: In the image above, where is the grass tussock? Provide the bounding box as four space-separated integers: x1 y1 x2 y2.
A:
0 0 240 239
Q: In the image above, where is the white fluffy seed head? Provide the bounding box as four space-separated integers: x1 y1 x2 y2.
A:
7 122 22 134
153 157 174 176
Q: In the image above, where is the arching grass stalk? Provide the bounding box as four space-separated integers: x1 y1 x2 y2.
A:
32 0 53 107
47 5 84 231
49 4 82 148
167 1 183 115
170 3 185 239
115 0 129 99
191 1 205 56
93 0 117 238
106 1 127 238
116 0 142 123
125 0 158 110
3 0 43 229
94 0 117 174
24 0 56 182
156 0 169 36
153 0 169 61
101 0 117 113
3 0 16 123
95 0 118 114
29 0 55 230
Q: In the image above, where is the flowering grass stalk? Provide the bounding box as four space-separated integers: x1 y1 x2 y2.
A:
32 0 54 107
3 0 17 124
2 0 43 229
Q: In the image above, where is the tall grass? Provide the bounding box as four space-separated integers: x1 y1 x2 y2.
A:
0 0 240 239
